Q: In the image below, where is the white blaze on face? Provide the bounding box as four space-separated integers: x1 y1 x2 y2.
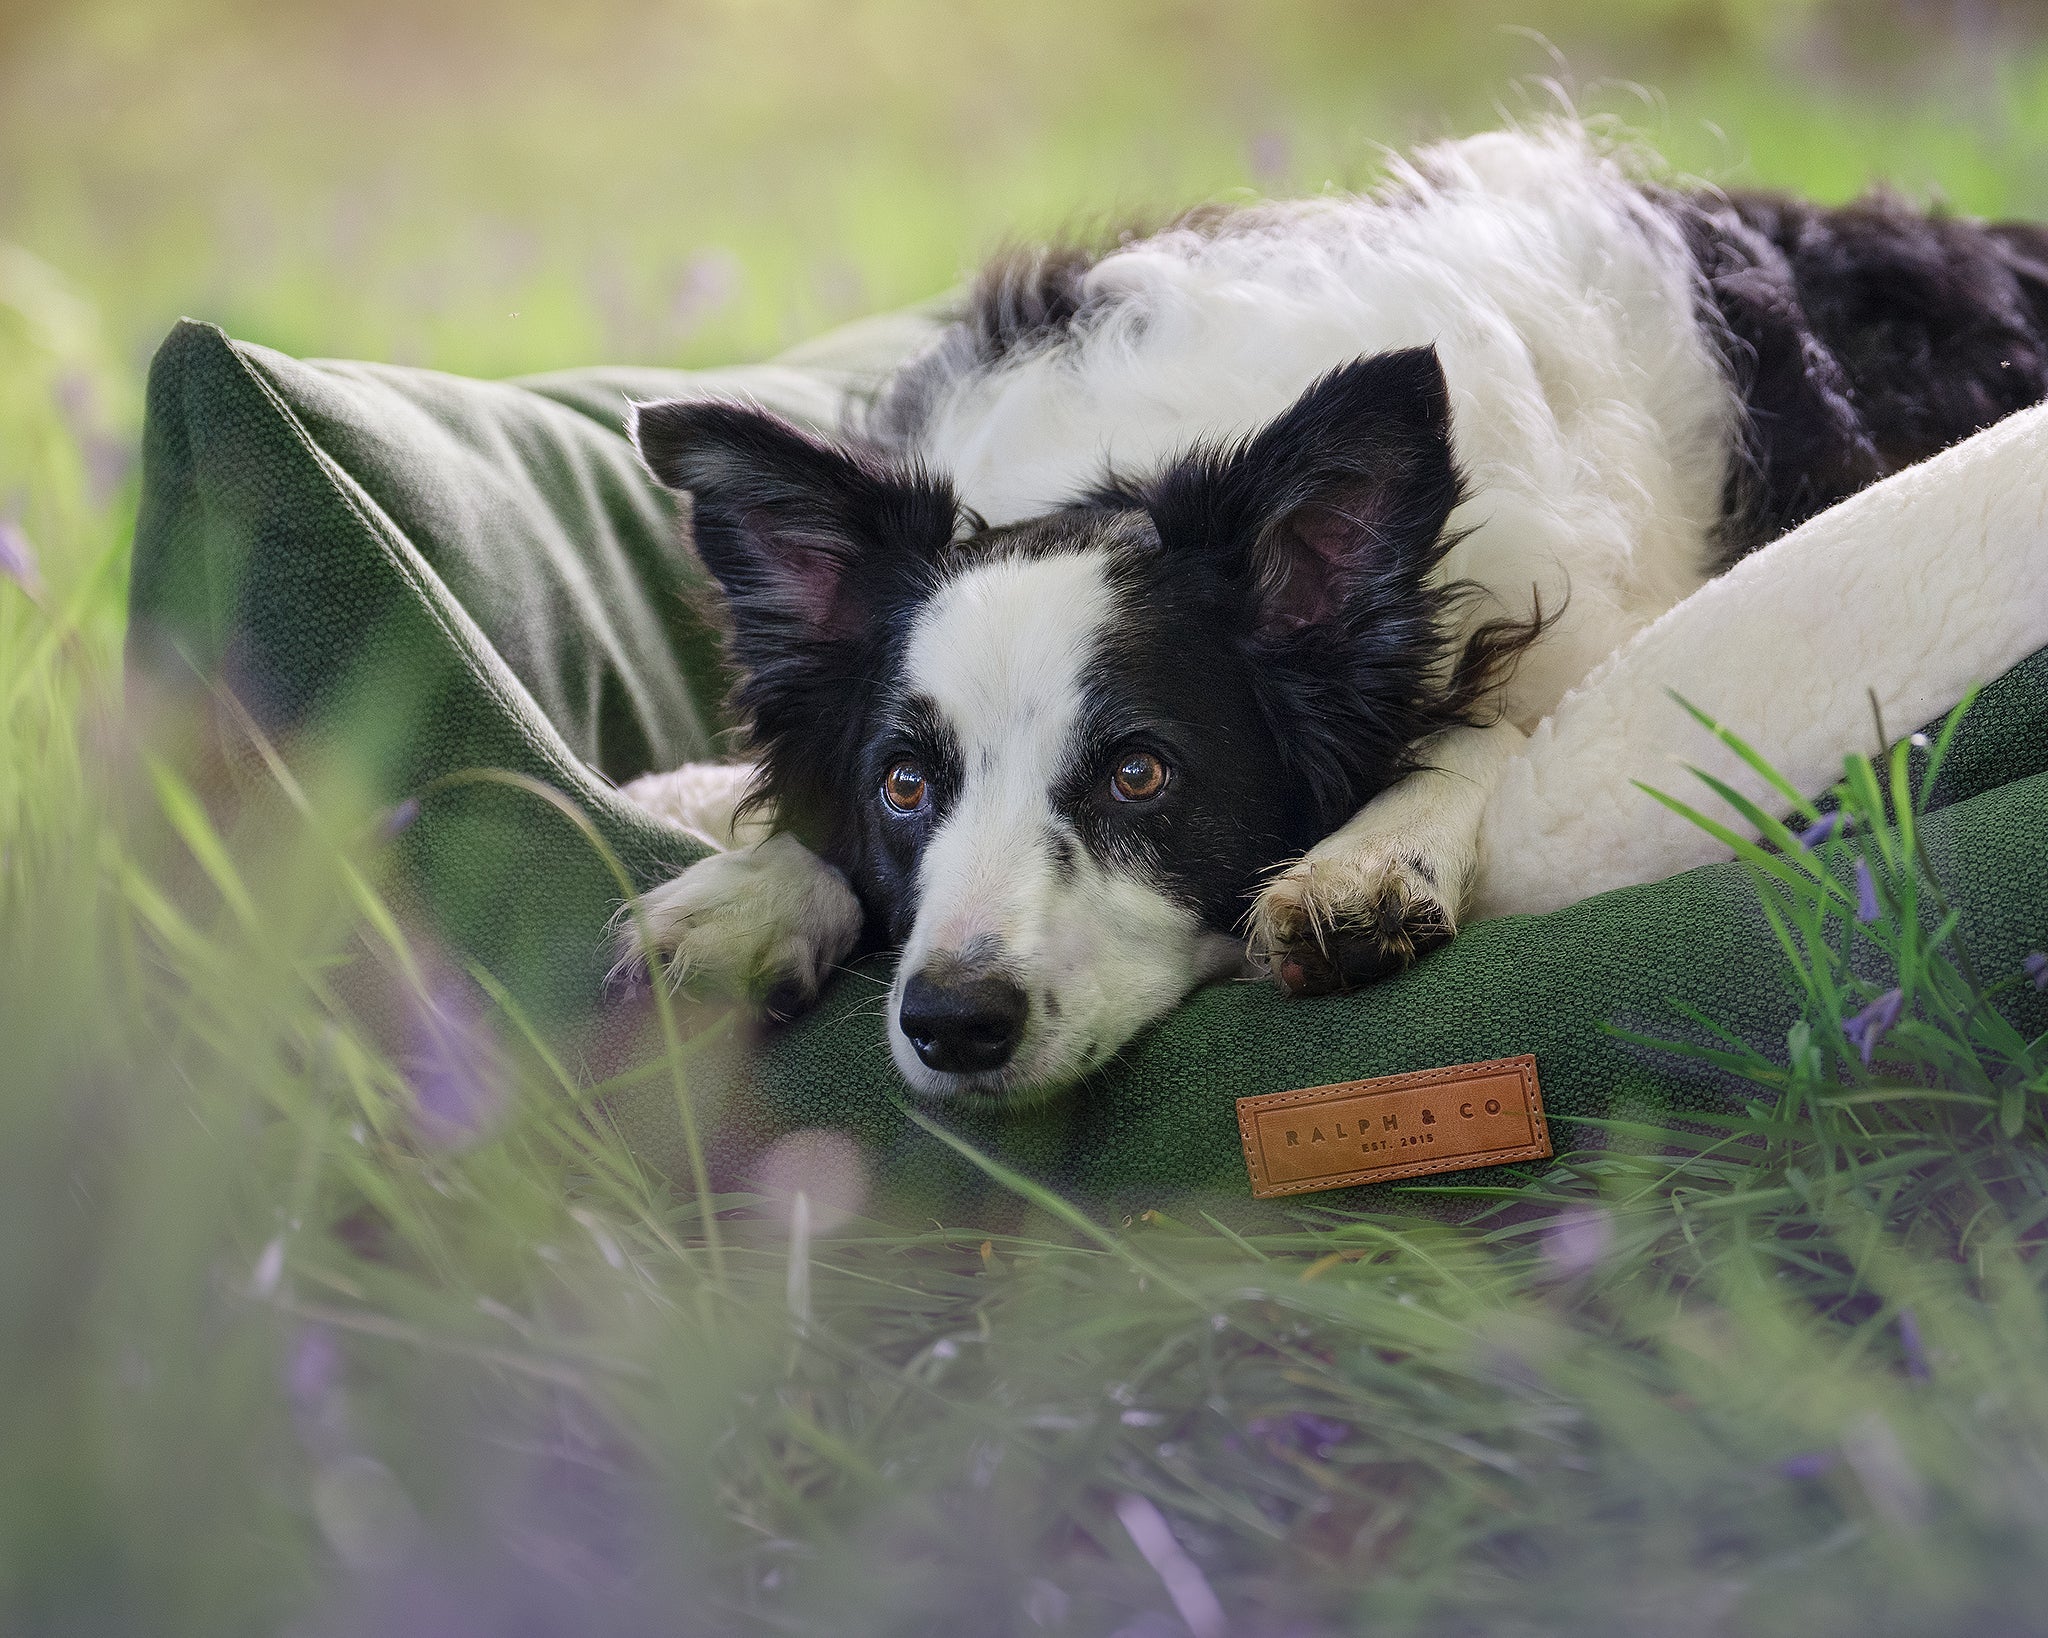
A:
889 548 1222 1099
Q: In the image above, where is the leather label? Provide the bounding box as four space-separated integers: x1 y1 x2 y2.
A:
1236 1054 1550 1199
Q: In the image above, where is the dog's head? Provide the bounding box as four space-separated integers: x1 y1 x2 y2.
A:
633 349 1475 1101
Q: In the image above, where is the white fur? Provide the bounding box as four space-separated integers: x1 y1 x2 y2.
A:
889 548 1240 1097
1471 399 2048 917
619 760 764 850
623 831 861 1004
1250 720 1526 969
906 127 1736 725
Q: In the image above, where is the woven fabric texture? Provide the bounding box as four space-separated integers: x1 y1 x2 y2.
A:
126 319 2048 1227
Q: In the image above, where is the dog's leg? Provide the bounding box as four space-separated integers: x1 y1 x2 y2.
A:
615 833 863 1017
616 764 861 1017
1249 721 1525 995
618 760 771 849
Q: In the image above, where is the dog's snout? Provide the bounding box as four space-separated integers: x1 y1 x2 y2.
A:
899 967 1028 1075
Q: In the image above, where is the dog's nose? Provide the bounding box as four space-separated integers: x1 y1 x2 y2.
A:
899 968 1028 1075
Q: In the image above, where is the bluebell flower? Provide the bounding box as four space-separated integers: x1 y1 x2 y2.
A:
405 965 505 1147
2025 952 2048 992
1853 858 1880 923
287 1324 342 1411
1778 1450 1835 1481
1798 811 1848 849
380 797 421 842
1249 1412 1351 1459
1898 1307 1930 1382
1843 988 1904 1067
1540 1203 1612 1279
0 519 41 599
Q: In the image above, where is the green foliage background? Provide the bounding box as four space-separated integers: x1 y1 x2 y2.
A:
7 0 2048 377
5 2 2048 1633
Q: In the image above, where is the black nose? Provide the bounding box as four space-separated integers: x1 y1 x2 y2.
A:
899 968 1028 1075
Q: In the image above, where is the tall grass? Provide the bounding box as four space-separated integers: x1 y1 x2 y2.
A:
6 233 2048 1634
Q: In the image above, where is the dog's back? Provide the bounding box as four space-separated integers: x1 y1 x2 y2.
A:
871 125 2048 724
1675 186 2048 553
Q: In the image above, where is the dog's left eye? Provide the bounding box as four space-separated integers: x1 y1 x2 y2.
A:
881 761 929 814
1110 750 1169 803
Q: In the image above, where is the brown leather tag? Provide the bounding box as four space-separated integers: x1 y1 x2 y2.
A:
1236 1054 1550 1199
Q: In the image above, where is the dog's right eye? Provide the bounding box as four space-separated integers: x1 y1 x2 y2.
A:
1110 750 1169 803
881 762 929 814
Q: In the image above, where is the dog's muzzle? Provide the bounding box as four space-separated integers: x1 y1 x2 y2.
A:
898 965 1029 1075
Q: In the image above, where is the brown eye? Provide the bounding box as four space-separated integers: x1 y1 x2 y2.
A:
881 762 928 814
1110 750 1169 803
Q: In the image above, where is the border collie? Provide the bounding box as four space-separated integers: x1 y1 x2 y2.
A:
616 125 2048 1102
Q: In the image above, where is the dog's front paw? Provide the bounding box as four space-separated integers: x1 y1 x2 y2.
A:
615 833 862 1019
1249 848 1457 997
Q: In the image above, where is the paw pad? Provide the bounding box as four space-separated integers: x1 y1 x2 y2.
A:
1257 860 1456 996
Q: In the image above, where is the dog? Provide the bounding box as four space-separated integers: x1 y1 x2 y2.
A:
615 124 2048 1103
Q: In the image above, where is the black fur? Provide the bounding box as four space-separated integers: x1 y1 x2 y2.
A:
634 350 1536 951
1667 186 2048 558
856 687 968 944
1086 350 1531 845
866 213 1235 448
959 243 1102 369
868 241 1108 447
630 398 957 893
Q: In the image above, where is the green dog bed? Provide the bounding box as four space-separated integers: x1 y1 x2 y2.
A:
126 315 2048 1226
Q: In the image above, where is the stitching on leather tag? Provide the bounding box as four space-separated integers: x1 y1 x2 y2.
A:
1236 1054 1550 1199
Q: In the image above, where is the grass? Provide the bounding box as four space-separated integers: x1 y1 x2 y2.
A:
7 3 2048 1632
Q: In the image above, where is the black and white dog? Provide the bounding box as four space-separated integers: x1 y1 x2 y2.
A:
617 126 2048 1102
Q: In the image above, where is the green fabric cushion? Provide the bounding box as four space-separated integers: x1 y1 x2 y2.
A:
126 318 2048 1227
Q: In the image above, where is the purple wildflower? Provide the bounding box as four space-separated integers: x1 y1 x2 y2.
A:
1540 1203 1613 1279
1777 1450 1836 1481
52 371 135 505
756 1127 870 1234
1898 1307 1930 1382
405 967 506 1148
1798 811 1848 849
0 518 42 599
288 1324 343 1410
1843 988 1905 1067
666 247 742 341
1249 129 1292 184
379 797 420 843
287 1324 353 1462
1249 1412 1352 1460
1853 858 1880 924
2025 952 2048 992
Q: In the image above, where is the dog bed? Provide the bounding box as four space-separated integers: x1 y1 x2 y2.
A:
127 314 2048 1225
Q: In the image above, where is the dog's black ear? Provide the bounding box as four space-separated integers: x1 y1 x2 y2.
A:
631 398 955 646
1137 348 1463 638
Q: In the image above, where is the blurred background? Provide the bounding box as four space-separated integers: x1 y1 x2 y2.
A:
5 0 2048 380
